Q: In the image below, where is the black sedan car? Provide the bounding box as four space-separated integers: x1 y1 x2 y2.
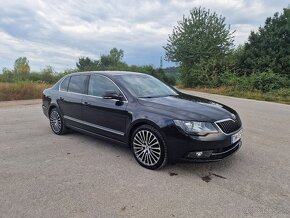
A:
42 71 242 169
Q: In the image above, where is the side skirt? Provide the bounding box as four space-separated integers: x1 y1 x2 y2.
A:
66 124 128 147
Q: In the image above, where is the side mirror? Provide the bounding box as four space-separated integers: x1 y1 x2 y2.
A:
103 90 123 101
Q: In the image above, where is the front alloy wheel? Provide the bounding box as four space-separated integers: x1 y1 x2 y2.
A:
131 125 167 170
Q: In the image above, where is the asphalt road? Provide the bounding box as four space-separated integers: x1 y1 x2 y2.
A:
0 91 290 218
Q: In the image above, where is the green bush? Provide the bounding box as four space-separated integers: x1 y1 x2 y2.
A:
217 70 289 92
249 71 289 92
179 61 221 87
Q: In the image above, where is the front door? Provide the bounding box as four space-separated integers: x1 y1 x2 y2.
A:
82 75 128 141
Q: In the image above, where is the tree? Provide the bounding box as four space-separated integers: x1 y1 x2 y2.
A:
2 67 13 74
76 57 99 71
76 48 125 71
14 57 30 74
0 68 14 82
237 9 290 77
109 48 124 65
40 66 56 83
164 7 235 87
100 48 124 67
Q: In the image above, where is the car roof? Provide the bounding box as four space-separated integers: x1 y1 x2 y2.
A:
67 71 145 78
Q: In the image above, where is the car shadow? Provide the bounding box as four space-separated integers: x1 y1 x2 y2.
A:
163 152 243 183
67 130 132 155
66 130 242 181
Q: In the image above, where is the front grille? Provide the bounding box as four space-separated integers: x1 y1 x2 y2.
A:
216 117 242 134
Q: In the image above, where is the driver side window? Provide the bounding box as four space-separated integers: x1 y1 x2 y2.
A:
88 75 120 97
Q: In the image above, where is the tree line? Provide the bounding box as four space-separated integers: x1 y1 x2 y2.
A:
0 48 176 85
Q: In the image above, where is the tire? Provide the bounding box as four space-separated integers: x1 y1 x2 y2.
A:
49 108 68 135
131 125 167 170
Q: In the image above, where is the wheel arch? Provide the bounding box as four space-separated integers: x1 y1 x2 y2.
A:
127 119 166 148
48 104 58 116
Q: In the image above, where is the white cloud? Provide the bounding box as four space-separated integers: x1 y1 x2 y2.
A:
232 24 258 45
0 31 98 71
0 0 288 70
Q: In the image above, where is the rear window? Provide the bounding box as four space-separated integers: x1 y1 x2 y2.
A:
60 77 70 91
68 75 87 94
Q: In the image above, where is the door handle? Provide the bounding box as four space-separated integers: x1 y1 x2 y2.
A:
82 101 90 106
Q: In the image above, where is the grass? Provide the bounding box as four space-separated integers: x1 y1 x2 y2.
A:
0 82 51 101
179 86 290 105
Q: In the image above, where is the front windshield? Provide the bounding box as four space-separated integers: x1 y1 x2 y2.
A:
118 74 178 98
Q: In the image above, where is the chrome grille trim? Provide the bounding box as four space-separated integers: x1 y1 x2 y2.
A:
214 118 242 135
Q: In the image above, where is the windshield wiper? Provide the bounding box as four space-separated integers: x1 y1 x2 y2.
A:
138 96 155 98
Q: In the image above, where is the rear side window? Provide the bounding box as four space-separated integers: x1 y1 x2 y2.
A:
68 75 88 94
88 75 120 97
60 77 70 91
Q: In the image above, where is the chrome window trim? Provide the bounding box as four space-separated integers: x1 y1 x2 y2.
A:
58 75 70 91
214 118 242 136
63 115 125 136
59 76 71 92
58 73 128 103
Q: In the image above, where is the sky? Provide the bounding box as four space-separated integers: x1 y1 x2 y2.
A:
0 0 289 72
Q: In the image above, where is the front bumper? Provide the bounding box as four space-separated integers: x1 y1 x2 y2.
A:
163 125 242 163
180 140 241 162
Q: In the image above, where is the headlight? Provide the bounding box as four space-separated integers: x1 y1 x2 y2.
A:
173 120 218 136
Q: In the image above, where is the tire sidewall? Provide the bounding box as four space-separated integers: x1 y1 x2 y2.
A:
131 125 167 170
49 108 66 135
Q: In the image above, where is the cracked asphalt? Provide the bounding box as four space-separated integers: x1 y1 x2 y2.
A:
0 91 289 217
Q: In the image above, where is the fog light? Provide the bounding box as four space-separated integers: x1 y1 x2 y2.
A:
187 150 213 159
187 151 204 158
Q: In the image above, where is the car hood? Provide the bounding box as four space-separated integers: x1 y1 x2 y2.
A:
137 92 238 122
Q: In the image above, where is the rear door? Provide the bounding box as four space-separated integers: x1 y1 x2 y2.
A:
82 74 128 141
58 74 89 129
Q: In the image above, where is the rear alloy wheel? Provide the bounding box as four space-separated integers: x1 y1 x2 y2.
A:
49 108 67 135
131 125 167 170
